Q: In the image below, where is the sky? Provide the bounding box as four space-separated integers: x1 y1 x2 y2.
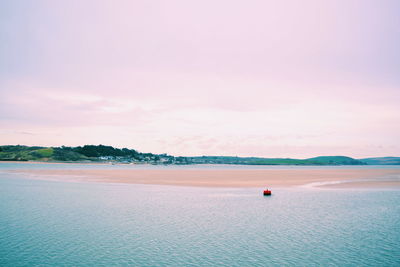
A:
1 0 399 158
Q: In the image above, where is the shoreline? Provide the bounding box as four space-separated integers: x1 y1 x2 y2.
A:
6 168 400 189
2 160 400 168
0 160 116 165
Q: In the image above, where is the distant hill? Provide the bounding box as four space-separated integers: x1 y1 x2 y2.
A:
0 145 87 162
0 145 395 165
188 155 365 165
306 156 364 165
0 145 185 164
360 157 400 165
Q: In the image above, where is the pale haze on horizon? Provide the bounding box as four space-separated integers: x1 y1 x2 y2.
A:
1 0 399 158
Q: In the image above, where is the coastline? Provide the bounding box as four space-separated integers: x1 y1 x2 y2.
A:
0 160 114 165
7 167 400 189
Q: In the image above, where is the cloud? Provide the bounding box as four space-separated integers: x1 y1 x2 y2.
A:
0 0 399 157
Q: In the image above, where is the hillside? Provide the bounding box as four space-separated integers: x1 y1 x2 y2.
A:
306 156 364 165
0 145 187 164
360 157 400 165
188 155 365 165
2 145 393 165
0 146 61 161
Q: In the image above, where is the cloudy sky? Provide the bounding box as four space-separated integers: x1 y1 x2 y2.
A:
1 0 399 158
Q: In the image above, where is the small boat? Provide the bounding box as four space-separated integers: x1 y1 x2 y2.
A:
263 189 272 196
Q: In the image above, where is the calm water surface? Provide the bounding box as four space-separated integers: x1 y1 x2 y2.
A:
0 164 399 266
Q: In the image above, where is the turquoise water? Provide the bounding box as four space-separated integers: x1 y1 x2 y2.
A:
1 167 400 266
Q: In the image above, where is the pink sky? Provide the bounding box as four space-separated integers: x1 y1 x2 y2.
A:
1 0 399 158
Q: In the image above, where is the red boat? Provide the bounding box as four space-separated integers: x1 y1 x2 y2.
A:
263 189 272 196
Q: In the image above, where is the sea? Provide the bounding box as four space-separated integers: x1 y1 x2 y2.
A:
1 163 399 266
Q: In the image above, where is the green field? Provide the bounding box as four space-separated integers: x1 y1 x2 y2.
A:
1 145 396 165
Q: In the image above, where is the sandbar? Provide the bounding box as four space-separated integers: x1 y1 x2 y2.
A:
8 168 400 188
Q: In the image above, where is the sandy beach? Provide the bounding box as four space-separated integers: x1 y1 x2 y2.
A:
9 167 400 188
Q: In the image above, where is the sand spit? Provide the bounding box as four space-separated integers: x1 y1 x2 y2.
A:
8 168 400 188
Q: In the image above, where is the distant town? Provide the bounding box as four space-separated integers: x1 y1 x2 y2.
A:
0 145 399 165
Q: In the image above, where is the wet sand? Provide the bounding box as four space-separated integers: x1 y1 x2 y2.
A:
9 168 400 188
